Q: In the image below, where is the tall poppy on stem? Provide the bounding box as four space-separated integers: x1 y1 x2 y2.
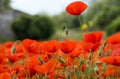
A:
66 1 88 16
66 1 88 41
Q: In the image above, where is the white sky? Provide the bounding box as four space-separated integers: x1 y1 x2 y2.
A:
10 0 90 16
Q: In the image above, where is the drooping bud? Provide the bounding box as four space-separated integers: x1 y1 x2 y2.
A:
65 28 69 36
61 23 69 38
58 56 65 64
11 44 16 55
66 72 71 79
88 53 92 61
56 73 59 78
97 50 102 57
94 66 99 74
79 59 84 66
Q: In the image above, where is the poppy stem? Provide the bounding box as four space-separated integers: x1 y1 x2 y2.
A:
78 16 83 40
78 16 82 26
11 40 27 56
65 54 69 66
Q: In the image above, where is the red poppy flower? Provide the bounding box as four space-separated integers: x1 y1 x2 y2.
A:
106 32 120 44
0 72 11 79
84 32 103 43
0 56 7 64
60 39 77 54
34 59 56 74
39 40 59 54
112 48 120 56
100 56 120 66
23 63 37 75
0 65 10 73
69 42 83 57
66 1 88 15
83 32 103 51
25 54 47 64
22 39 40 54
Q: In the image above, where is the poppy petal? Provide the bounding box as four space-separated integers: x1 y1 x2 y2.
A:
66 1 88 15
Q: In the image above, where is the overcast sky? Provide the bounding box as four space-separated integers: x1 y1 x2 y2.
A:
10 0 91 16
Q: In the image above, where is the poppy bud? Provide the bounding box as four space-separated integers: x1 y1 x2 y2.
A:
88 53 92 61
58 56 65 64
11 44 16 55
94 66 99 74
66 72 71 79
79 59 84 66
97 50 102 56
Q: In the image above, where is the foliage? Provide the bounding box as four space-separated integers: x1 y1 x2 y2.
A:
0 0 10 11
105 16 120 36
53 12 81 29
93 6 120 29
0 36 7 43
86 0 120 21
11 14 55 40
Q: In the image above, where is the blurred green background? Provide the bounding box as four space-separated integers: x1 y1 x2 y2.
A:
0 0 120 42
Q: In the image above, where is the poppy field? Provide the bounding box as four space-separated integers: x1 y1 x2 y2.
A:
0 32 120 79
0 1 120 79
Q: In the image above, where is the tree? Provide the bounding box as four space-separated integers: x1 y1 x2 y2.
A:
86 0 120 21
93 6 120 29
85 0 120 34
0 0 10 11
105 16 120 36
11 14 55 40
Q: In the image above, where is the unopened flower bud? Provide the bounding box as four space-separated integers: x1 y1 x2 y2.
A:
97 50 102 56
11 44 16 55
65 28 69 36
66 72 71 79
56 73 59 78
79 59 84 66
88 53 92 61
94 66 99 74
58 56 65 64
